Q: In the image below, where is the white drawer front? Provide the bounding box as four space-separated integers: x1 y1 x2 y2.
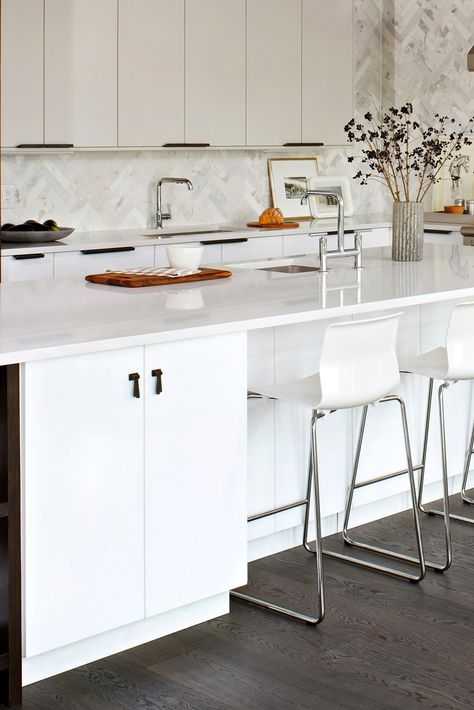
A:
54 246 154 278
222 236 283 263
1 253 55 282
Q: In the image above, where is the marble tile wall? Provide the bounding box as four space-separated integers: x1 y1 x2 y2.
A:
1 0 387 230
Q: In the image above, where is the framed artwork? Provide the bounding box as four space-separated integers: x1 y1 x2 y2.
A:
268 157 319 220
306 175 354 218
432 144 474 210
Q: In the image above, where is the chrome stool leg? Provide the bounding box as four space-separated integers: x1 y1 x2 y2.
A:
306 396 426 583
417 379 459 568
231 410 325 625
461 416 474 504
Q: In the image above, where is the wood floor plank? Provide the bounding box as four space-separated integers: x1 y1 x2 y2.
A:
8 494 474 710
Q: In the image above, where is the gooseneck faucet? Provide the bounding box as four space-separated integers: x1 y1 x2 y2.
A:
156 178 193 228
301 190 362 272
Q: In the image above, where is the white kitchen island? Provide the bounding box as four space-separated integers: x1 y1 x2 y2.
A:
1 243 474 704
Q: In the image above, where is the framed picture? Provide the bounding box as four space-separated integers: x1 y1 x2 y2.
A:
305 176 354 218
432 144 474 210
268 157 319 220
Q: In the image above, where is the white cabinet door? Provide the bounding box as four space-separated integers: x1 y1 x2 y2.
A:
246 0 301 146
23 348 145 656
1 254 54 283
1 0 44 147
302 0 353 145
185 0 245 146
118 0 184 146
54 246 154 278
222 236 283 262
44 0 118 146
144 334 247 617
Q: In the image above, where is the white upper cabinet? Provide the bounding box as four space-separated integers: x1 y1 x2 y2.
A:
2 0 355 150
185 0 246 146
1 0 44 147
44 0 118 147
246 0 302 146
302 0 354 145
118 0 185 146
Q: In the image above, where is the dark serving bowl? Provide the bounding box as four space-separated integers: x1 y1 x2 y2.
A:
0 227 75 243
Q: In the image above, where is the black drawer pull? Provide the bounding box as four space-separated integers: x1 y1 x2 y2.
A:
151 369 163 395
200 238 248 245
17 143 74 149
80 247 136 255
128 372 141 398
12 253 45 260
282 142 324 147
162 142 210 148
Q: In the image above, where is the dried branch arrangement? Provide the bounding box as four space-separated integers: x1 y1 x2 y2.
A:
345 103 473 202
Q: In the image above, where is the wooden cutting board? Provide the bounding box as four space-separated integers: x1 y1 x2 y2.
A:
246 221 300 229
86 267 232 288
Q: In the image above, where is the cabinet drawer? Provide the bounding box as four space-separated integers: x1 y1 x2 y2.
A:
54 246 154 278
222 236 283 263
1 253 54 282
154 242 222 267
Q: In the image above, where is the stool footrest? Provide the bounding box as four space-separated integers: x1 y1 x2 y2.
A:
354 463 423 489
248 498 308 522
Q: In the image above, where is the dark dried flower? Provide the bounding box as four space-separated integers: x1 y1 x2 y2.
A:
343 102 474 201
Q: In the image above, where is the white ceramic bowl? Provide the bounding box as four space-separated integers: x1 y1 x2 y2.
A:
166 244 203 270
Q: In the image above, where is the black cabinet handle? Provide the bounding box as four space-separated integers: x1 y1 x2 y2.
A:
17 143 74 149
282 142 324 147
200 238 248 245
151 369 163 395
80 247 136 255
128 372 141 398
162 142 210 148
12 253 45 260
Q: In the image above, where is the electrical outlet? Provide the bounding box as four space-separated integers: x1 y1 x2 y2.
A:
1 185 15 210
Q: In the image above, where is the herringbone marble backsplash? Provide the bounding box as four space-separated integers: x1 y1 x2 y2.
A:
4 0 472 231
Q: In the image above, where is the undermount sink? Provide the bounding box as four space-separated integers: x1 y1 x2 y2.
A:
144 226 242 238
259 264 320 274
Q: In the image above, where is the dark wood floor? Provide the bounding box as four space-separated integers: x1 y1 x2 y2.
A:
11 495 474 710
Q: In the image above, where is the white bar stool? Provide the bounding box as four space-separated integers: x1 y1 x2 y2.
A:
401 301 474 572
231 313 425 625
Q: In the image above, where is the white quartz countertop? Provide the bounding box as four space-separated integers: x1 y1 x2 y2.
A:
0 244 473 365
0 214 392 255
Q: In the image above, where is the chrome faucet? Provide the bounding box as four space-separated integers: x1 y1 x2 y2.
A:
156 178 193 228
301 190 362 272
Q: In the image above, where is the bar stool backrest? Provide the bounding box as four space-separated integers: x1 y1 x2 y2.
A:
318 312 402 410
446 301 474 379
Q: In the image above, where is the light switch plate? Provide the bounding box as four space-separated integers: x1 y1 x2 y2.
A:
1 185 14 210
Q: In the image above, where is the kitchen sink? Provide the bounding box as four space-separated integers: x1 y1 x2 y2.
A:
259 264 320 274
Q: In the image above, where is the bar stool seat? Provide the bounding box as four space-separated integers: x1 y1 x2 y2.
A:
400 301 474 567
232 312 426 626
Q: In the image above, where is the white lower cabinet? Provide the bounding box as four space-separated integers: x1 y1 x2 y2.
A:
1 253 54 282
23 347 145 657
54 246 155 278
23 333 247 656
144 333 247 616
